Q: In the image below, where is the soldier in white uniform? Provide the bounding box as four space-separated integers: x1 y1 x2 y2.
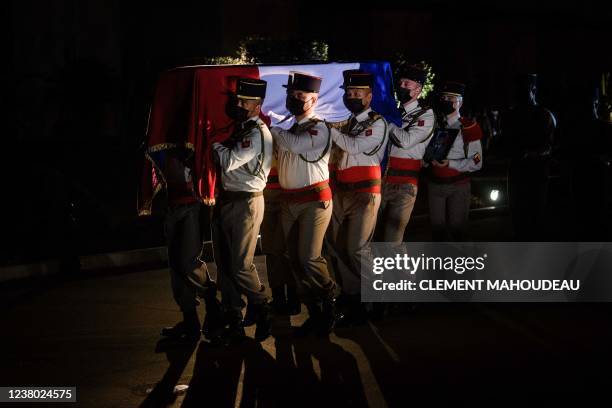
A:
428 81 483 241
326 69 388 326
212 78 273 344
380 65 436 244
270 72 337 337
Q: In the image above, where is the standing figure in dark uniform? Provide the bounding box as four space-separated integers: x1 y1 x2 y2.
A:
158 148 215 342
503 74 556 240
570 73 612 240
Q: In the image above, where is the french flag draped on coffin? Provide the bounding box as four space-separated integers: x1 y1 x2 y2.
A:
138 61 400 215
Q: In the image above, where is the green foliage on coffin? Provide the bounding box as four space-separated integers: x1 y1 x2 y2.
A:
202 36 330 65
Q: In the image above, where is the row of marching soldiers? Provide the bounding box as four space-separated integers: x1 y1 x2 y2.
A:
159 65 483 345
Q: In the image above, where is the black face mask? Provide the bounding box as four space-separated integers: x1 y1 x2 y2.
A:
397 88 413 104
228 105 249 122
438 100 456 115
286 95 311 116
343 95 365 114
225 96 250 122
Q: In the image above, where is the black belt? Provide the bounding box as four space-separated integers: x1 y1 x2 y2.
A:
429 173 470 184
219 190 263 201
385 168 421 178
334 179 381 192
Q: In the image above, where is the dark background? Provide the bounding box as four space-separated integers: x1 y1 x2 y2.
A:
3 0 611 266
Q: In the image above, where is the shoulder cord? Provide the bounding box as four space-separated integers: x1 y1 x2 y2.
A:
240 123 266 176
406 108 436 143
383 112 438 178
341 113 388 157
363 117 388 156
402 108 429 130
389 108 435 149
299 120 331 163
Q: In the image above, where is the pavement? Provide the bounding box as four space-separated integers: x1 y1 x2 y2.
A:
2 252 612 407
2 213 612 407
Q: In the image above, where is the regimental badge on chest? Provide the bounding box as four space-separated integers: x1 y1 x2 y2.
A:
365 128 373 136
241 139 251 148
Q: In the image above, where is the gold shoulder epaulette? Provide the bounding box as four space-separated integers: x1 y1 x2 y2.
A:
368 111 383 121
325 119 349 129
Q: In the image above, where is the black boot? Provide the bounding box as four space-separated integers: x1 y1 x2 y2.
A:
294 302 321 338
243 283 268 326
335 294 368 328
161 309 201 341
242 302 258 327
270 286 287 314
318 297 337 336
285 285 302 316
212 311 245 347
254 301 273 342
334 293 350 315
202 292 226 341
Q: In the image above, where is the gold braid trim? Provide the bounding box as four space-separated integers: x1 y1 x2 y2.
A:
138 182 163 216
326 119 350 130
147 142 195 153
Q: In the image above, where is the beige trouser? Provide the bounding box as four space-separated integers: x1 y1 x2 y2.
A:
260 189 294 289
326 191 381 295
379 183 418 244
213 195 268 313
281 199 335 303
428 181 471 241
